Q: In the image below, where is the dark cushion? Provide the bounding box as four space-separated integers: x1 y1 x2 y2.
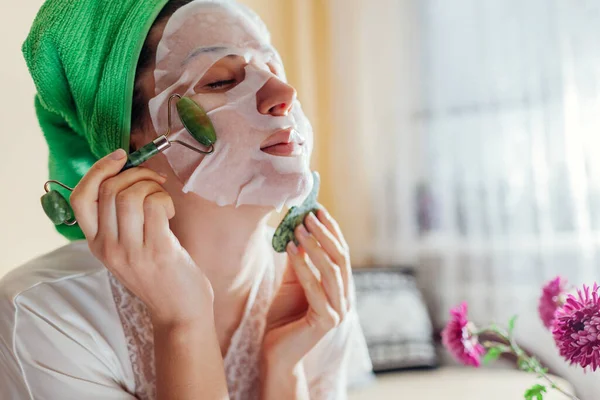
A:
353 267 438 372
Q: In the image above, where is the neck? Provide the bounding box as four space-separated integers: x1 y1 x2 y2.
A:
168 188 273 299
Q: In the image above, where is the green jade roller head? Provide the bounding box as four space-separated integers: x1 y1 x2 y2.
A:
121 95 217 171
41 94 217 226
272 171 322 253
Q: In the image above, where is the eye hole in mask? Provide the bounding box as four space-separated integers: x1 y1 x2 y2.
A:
194 54 246 93
193 54 285 95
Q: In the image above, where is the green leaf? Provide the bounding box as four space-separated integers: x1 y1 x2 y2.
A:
508 315 518 336
529 357 544 371
483 346 503 365
518 358 533 372
524 384 547 400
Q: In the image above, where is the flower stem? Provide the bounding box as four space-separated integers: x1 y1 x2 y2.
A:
483 327 580 400
536 369 578 400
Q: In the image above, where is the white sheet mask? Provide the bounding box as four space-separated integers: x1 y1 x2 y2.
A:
147 0 314 210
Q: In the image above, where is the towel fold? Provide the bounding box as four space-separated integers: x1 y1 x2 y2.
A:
23 0 169 240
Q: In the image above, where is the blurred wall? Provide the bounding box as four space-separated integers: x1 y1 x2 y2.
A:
0 1 325 276
0 1 59 275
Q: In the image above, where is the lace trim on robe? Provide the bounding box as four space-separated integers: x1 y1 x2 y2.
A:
108 261 274 400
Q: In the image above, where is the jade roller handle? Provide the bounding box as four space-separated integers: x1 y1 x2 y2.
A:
120 135 171 172
41 135 173 226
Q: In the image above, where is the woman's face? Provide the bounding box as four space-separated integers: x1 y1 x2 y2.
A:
144 1 314 211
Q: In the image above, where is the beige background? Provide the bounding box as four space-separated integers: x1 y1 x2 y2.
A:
0 1 333 275
0 0 54 274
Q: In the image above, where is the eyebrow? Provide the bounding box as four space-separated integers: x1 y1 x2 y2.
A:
181 46 228 66
181 45 275 66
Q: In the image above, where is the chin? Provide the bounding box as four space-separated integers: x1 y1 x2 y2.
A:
234 170 313 211
281 173 313 208
266 170 314 210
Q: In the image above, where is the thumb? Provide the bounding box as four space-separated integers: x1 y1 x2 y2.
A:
282 246 306 284
266 317 321 362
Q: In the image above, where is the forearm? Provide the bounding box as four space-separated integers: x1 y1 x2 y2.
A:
260 357 310 400
153 318 229 400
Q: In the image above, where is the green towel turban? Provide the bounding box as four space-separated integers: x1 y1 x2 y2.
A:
22 0 169 241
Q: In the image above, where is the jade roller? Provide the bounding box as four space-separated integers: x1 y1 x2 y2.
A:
41 94 217 226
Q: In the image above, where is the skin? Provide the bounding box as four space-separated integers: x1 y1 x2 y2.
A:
70 16 353 400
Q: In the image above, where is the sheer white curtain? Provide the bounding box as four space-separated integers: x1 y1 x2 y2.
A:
327 0 600 318
412 0 600 327
327 2 600 394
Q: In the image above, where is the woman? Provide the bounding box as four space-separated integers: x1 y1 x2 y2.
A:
0 0 372 399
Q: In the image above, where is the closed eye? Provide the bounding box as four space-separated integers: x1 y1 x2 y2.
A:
205 79 237 90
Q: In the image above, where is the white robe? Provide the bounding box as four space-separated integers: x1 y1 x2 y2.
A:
0 240 373 400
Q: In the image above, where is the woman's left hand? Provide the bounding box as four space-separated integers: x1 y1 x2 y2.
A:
262 207 352 375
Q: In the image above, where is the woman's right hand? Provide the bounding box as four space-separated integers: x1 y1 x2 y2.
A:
70 148 213 327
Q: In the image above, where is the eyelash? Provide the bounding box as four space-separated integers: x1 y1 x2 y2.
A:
202 63 281 90
205 79 236 89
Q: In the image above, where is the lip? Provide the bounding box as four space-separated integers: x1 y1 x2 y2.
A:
260 127 305 150
261 142 304 157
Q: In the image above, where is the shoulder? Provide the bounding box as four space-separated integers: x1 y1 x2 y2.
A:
0 241 136 397
0 240 109 311
0 240 121 352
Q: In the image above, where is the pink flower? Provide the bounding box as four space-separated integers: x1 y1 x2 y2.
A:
552 283 600 372
442 302 485 367
538 276 568 329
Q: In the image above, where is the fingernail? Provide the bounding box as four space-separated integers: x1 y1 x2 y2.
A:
306 212 317 224
287 241 298 255
110 148 127 160
297 224 309 238
158 172 168 178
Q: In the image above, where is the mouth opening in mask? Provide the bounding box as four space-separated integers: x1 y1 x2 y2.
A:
260 127 306 157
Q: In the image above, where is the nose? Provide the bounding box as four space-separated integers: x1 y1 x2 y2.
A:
256 76 297 116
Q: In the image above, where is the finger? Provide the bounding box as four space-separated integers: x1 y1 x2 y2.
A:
295 224 347 318
287 242 340 333
316 209 352 306
70 149 128 239
144 191 176 248
116 180 166 249
97 168 167 242
304 212 346 269
281 257 300 284
316 208 349 250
